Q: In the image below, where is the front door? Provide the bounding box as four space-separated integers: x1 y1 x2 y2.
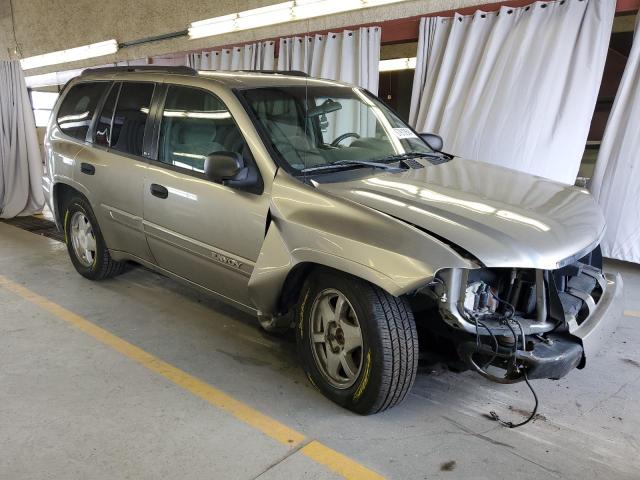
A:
142 84 268 309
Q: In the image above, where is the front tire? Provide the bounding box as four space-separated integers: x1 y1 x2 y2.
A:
63 195 124 280
296 270 418 414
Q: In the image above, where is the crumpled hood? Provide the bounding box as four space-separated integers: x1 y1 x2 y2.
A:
317 158 605 269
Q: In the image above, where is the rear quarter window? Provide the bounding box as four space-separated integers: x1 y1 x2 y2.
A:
56 82 108 141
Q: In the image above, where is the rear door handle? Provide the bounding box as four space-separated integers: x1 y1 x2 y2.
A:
150 183 169 199
80 163 95 175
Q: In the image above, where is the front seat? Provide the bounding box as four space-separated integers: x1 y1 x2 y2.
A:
166 119 224 172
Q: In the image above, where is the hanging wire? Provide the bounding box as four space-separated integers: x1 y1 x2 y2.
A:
488 300 540 429
463 289 541 428
9 0 22 57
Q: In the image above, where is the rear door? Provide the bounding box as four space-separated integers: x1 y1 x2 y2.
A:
142 84 268 309
77 81 157 261
50 81 110 211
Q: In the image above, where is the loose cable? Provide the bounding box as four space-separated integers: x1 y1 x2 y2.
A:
489 371 539 428
489 319 540 428
460 286 542 428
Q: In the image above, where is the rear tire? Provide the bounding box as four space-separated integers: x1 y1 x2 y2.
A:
296 270 418 414
63 195 125 280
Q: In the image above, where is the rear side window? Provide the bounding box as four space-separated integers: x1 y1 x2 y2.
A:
57 82 108 141
95 83 120 147
158 86 245 173
110 82 155 157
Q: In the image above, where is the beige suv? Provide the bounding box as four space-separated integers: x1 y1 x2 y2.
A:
44 66 621 414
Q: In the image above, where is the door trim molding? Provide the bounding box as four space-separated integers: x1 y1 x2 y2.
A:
101 204 144 232
109 249 258 315
142 220 254 277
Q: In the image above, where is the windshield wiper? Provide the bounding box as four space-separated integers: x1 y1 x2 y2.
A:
380 152 446 162
299 159 404 174
379 151 452 166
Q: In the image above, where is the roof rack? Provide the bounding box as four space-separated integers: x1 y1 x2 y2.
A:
81 66 197 75
251 70 310 77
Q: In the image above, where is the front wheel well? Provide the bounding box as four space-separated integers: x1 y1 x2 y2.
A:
277 262 316 314
277 262 410 316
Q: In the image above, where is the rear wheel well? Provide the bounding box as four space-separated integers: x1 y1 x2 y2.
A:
53 183 84 227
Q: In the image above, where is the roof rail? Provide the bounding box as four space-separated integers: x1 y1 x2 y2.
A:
81 66 197 76
243 70 310 77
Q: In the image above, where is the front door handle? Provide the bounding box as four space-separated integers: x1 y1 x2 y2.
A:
80 162 95 175
150 183 169 199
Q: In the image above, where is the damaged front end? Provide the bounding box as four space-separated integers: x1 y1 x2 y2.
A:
422 247 623 384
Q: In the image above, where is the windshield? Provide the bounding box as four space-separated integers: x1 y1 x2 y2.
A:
239 86 434 173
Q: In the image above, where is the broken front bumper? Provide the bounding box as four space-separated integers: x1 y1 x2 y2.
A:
518 270 623 380
515 271 623 380
456 270 623 382
569 272 623 364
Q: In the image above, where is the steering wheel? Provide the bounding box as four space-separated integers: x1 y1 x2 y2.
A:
331 132 361 147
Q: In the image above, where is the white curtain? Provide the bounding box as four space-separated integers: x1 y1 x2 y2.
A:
277 27 381 94
186 41 275 71
590 14 640 263
409 0 615 185
0 60 44 219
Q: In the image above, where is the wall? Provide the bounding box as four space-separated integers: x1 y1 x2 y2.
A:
0 0 500 75
0 0 14 59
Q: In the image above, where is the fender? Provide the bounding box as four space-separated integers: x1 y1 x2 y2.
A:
48 140 93 228
248 170 475 316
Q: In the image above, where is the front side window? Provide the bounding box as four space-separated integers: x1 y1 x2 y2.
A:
110 82 155 156
57 82 108 141
240 86 433 173
158 85 245 173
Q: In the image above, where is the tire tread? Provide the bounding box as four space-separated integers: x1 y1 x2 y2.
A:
369 285 418 413
64 195 125 280
297 269 418 415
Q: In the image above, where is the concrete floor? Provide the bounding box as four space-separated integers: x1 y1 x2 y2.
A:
1 221 639 480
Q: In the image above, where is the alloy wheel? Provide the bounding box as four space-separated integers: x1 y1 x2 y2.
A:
69 211 97 268
310 288 364 389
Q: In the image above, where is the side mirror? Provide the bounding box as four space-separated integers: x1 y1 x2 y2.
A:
204 150 261 193
420 133 443 152
204 151 245 183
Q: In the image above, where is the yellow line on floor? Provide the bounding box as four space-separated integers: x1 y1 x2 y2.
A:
624 310 640 318
0 274 383 480
302 441 385 479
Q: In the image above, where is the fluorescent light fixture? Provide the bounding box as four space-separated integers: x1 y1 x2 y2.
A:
188 0 411 39
236 2 294 30
362 0 406 6
379 57 417 72
20 40 118 71
188 13 237 40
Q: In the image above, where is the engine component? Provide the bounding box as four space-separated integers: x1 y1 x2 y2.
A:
463 281 497 315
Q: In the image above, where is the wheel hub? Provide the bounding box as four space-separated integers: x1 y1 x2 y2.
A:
310 289 364 389
69 211 97 268
326 322 346 353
